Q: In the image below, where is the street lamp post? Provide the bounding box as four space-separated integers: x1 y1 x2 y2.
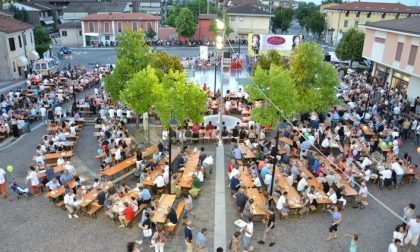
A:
215 19 225 143
269 130 280 204
168 116 178 194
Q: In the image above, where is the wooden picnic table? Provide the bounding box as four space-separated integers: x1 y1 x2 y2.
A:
318 157 358 197
238 143 255 159
275 171 303 209
238 167 254 188
46 176 89 199
178 151 200 188
279 137 293 146
34 151 73 162
151 194 176 223
245 188 267 216
80 188 100 208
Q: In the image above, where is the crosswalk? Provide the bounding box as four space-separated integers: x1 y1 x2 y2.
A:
71 51 87 55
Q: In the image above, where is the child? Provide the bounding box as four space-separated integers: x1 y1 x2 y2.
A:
346 233 358 252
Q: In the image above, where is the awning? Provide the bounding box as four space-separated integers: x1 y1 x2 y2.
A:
42 19 55 25
59 19 65 24
16 56 29 67
237 28 268 35
28 50 40 61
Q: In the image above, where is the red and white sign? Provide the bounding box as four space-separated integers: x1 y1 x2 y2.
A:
260 35 293 50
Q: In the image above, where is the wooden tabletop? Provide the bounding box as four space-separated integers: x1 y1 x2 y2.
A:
102 156 136 177
151 194 176 223
238 167 254 188
80 189 100 208
34 151 73 161
245 188 267 215
46 179 77 199
238 143 255 159
178 151 200 188
275 172 303 209
37 165 64 179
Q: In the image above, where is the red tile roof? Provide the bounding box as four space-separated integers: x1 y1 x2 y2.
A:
0 15 33 33
325 2 420 14
81 12 160 21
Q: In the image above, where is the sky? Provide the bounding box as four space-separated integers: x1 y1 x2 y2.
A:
305 0 420 6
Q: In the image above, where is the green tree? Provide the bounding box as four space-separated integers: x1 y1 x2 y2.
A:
272 7 293 33
175 8 197 40
289 42 339 113
321 0 342 4
8 5 30 23
247 65 298 124
253 50 284 71
33 25 51 57
335 28 365 67
208 16 233 39
154 70 207 127
145 27 157 41
120 66 159 117
104 30 151 101
307 12 326 39
295 3 318 30
150 51 184 80
163 5 182 27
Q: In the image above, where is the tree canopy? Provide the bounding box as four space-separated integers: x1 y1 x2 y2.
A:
295 3 318 30
150 51 184 80
8 5 30 23
289 41 339 112
253 50 284 72
175 8 197 39
33 26 51 57
306 12 326 39
335 28 365 67
145 27 157 41
272 7 293 33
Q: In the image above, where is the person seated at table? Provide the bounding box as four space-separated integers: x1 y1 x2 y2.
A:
243 198 255 221
306 186 318 208
189 174 202 198
253 174 262 189
118 202 134 228
128 196 139 212
230 174 241 195
379 167 393 189
45 177 61 191
232 144 242 160
136 185 151 205
206 121 214 131
239 129 247 141
352 182 368 208
297 175 308 192
64 189 81 219
166 206 178 226
119 183 131 195
153 172 165 192
60 169 73 185
235 188 249 218
276 191 289 214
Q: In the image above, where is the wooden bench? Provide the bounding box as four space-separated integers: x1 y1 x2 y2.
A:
55 200 65 210
359 199 369 209
87 202 103 218
280 211 289 219
309 205 317 212
167 202 185 235
111 169 136 187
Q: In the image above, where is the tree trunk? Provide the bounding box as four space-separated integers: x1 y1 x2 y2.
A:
350 60 353 68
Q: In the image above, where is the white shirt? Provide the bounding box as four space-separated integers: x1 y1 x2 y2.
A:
380 169 393 179
388 243 398 252
153 175 165 187
393 231 405 245
364 169 372 182
264 174 272 186
116 109 123 118
253 177 261 187
328 192 337 204
0 168 6 184
27 171 40 186
360 157 372 169
321 138 330 148
108 109 115 118
276 195 286 210
46 180 61 190
392 162 404 176
407 219 420 236
39 107 47 117
359 186 368 198
229 168 240 180
64 193 75 205
297 178 308 192
243 221 254 238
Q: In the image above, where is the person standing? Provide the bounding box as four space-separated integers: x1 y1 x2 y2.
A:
405 215 420 252
346 234 358 252
184 220 193 252
151 225 166 252
0 167 7 199
258 207 276 247
241 217 254 252
26 166 40 196
327 205 342 240
231 231 241 252
388 239 401 252
196 227 208 252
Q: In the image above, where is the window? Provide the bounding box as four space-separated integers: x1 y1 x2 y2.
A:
13 61 16 72
239 16 243 21
88 22 94 33
395 14 400 19
343 20 348 28
79 30 82 36
147 22 152 31
23 34 26 46
374 37 385 43
30 32 33 43
231 16 235 21
117 21 122 32
355 21 359 28
382 13 386 19
18 35 22 48
408 45 418 66
61 30 67 37
132 22 138 31
367 12 371 18
105 35 110 40
345 11 349 17
356 11 360 17
8 37 15 51
104 22 110 33
395 42 404 61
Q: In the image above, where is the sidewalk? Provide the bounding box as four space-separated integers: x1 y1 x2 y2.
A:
0 79 25 93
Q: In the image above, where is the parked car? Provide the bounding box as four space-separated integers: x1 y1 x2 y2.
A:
60 46 72 54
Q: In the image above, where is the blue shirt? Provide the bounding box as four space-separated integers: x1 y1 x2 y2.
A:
230 176 240 190
332 112 340 120
301 140 311 149
233 148 242 160
45 167 55 181
60 173 73 184
196 232 208 248
139 189 151 201
260 166 269 178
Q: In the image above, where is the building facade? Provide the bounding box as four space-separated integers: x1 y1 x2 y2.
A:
58 21 83 47
12 1 63 31
63 2 131 22
362 16 420 102
323 2 420 45
81 12 159 47
0 15 38 81
226 4 273 41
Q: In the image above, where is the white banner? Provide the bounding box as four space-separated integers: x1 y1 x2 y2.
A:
200 46 208 60
259 35 294 51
